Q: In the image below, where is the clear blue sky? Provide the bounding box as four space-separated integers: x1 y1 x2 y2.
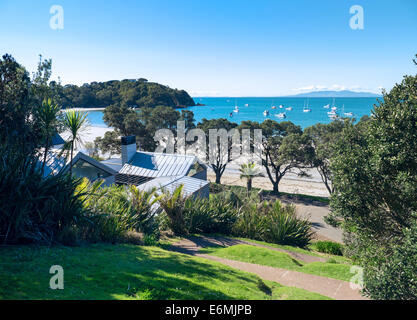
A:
1 0 416 96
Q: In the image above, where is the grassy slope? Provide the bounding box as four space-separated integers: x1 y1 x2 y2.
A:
234 237 351 264
0 244 330 300
201 245 353 282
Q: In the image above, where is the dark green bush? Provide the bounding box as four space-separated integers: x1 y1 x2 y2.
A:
262 201 313 247
362 218 417 300
0 149 86 245
158 185 188 236
80 181 161 242
314 240 344 256
184 196 238 235
233 200 314 247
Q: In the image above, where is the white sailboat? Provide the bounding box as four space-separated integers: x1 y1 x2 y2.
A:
233 100 239 113
330 98 337 111
275 112 286 119
303 100 312 113
263 110 269 116
342 104 353 117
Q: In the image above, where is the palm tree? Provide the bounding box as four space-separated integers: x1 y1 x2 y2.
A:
36 99 62 175
62 110 89 175
239 162 264 194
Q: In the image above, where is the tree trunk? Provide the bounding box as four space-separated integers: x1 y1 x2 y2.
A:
42 143 49 176
247 179 252 193
273 183 279 194
215 171 221 184
69 142 74 176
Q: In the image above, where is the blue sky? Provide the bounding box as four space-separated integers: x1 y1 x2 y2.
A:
1 0 416 96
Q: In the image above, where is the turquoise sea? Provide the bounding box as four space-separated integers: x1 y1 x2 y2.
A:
86 97 380 129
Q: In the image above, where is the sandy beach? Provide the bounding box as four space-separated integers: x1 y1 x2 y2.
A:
60 125 113 146
208 169 330 198
62 107 106 112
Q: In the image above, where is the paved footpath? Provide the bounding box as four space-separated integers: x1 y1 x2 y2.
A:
170 236 367 300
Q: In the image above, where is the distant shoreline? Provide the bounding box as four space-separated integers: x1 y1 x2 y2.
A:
62 107 106 112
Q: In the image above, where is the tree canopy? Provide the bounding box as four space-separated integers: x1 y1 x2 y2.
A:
329 58 417 299
56 78 195 109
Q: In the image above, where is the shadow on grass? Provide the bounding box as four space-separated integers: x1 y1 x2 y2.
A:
0 244 262 300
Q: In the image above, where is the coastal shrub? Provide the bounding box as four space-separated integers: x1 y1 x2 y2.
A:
183 196 238 235
361 218 417 300
232 203 266 240
156 186 238 236
158 185 188 236
80 181 161 242
262 201 313 247
314 241 344 256
233 200 314 247
0 148 87 245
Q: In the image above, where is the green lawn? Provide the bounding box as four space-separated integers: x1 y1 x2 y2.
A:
233 237 351 264
200 244 354 282
0 244 330 300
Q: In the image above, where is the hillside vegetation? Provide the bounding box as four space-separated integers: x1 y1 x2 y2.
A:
52 78 195 109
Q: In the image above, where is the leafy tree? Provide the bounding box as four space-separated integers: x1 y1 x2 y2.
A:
0 54 35 154
62 110 89 175
102 103 195 152
103 103 135 135
94 131 121 157
180 109 196 130
240 120 314 193
55 78 195 109
197 118 238 184
304 120 346 194
30 55 53 105
330 57 417 299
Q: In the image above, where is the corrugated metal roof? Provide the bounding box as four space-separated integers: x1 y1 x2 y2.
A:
52 133 65 146
137 175 209 196
101 158 123 172
42 149 67 176
41 150 117 177
119 151 196 178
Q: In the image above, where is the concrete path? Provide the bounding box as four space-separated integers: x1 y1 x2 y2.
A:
291 203 343 243
170 236 367 300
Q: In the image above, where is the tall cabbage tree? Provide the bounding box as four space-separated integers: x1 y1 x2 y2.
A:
62 110 89 176
36 98 62 175
239 162 263 194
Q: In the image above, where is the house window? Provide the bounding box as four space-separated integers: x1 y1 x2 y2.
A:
72 159 111 181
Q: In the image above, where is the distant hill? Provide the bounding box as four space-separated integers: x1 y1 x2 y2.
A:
286 90 382 98
57 78 195 109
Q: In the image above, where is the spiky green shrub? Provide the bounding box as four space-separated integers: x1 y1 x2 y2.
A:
79 181 161 242
233 200 313 247
0 148 87 245
157 185 188 236
262 201 313 247
183 196 237 235
232 203 266 240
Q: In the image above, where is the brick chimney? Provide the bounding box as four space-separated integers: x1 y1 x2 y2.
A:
121 136 137 165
